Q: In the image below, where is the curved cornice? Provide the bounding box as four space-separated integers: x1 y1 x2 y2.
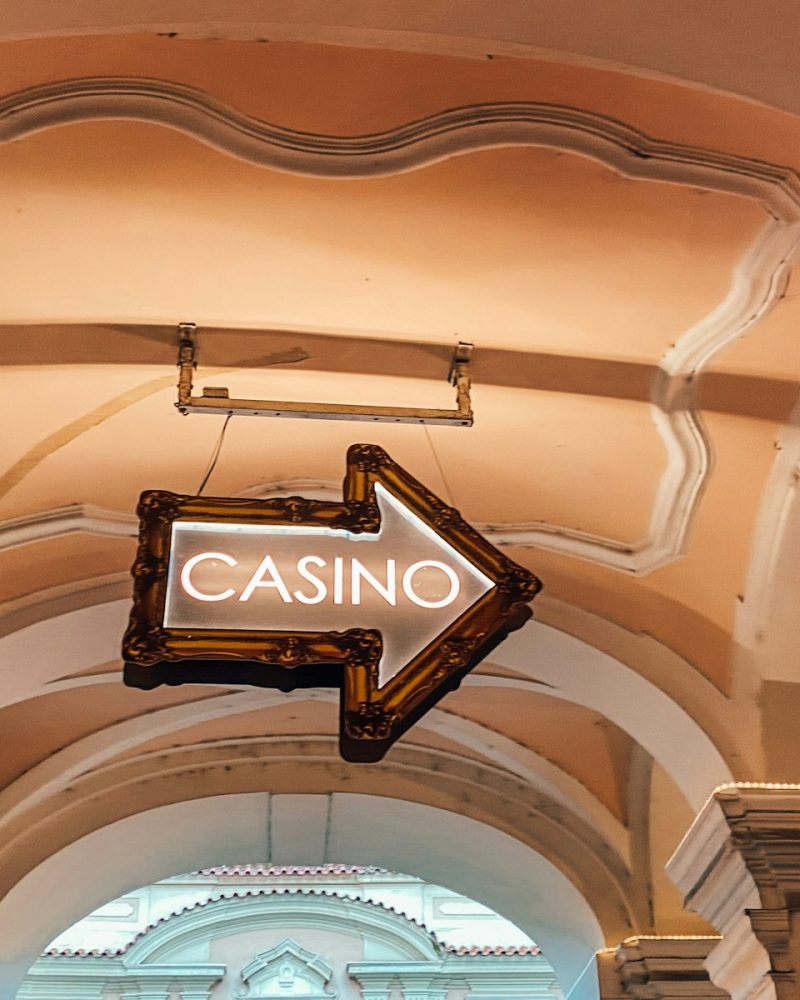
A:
0 504 135 552
121 887 442 964
2 77 799 573
0 594 736 813
0 678 625 856
1 78 797 205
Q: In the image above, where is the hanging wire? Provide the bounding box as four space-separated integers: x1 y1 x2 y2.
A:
423 424 456 507
196 413 234 495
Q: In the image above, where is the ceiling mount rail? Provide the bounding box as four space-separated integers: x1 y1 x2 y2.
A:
175 323 474 426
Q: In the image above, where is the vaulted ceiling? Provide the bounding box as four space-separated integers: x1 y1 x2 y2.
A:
1 12 799 998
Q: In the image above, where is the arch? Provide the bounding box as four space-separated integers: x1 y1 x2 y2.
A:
487 621 732 811
0 599 732 806
0 738 635 938
122 888 441 964
0 793 603 999
0 678 627 856
0 594 730 964
0 26 795 1000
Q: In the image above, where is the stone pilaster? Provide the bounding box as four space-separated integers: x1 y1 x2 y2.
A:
596 938 726 1000
668 783 800 1000
596 948 628 1000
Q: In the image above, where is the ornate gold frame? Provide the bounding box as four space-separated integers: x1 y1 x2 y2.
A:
123 443 541 761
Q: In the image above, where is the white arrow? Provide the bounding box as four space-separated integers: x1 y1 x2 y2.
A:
163 482 495 687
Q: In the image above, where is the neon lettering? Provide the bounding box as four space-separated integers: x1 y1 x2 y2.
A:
402 560 460 609
180 551 237 602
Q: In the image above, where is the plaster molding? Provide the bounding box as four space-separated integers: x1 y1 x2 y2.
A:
0 572 131 641
703 915 774 1000
0 576 751 816
1 77 799 574
402 700 628 852
734 392 800 669
703 785 800 911
122 887 442 965
666 793 760 933
666 785 800 1000
611 937 727 1000
0 707 630 895
0 598 730 817
0 78 797 207
0 676 626 855
238 938 335 999
0 738 636 943
16 957 225 1000
0 576 749 801
0 503 137 553
349 954 559 998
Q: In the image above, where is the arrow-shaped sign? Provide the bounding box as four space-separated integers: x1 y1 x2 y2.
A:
123 444 541 761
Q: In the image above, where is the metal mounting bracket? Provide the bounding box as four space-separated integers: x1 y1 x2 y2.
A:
175 323 474 426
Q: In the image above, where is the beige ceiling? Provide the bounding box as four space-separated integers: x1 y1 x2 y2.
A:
5 3 800 116
0 25 798 994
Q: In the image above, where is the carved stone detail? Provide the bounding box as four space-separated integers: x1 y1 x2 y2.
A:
668 784 800 1000
236 938 336 999
597 937 727 1000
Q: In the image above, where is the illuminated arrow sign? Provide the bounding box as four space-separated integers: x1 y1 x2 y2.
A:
123 444 541 761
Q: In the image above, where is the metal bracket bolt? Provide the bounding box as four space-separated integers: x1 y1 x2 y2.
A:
175 324 475 427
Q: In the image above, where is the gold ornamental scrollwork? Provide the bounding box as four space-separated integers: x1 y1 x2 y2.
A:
123 443 540 761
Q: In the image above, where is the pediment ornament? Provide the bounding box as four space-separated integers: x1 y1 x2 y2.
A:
236 937 337 999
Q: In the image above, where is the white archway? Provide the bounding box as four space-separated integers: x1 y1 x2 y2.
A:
488 621 732 811
0 599 731 809
0 595 733 1000
0 793 603 1000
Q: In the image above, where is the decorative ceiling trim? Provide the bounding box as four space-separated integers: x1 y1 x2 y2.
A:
0 596 732 819
0 573 130 642
0 78 796 206
2 77 800 574
0 503 135 552
0 680 626 858
0 736 637 937
734 392 800 663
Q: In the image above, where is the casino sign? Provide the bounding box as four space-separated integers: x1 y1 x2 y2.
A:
123 444 541 761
